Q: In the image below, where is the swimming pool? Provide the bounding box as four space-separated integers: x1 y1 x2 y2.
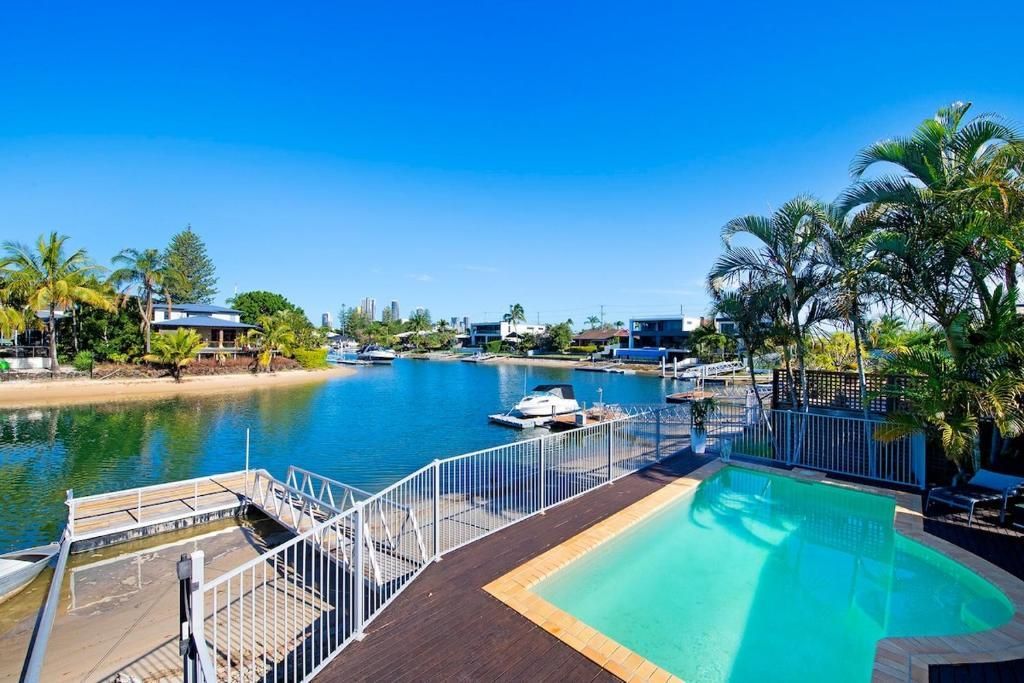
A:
528 466 1015 682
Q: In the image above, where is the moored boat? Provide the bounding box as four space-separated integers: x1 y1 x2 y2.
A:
513 384 581 417
0 542 59 604
356 345 397 364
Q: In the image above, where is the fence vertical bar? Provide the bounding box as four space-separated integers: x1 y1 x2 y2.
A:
353 503 366 640
432 459 442 560
136 489 142 524
655 410 662 460
65 489 74 539
538 439 546 512
606 421 614 482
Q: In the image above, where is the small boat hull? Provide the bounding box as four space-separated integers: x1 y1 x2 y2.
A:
0 542 59 604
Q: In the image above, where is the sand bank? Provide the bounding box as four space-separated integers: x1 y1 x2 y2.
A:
0 365 355 409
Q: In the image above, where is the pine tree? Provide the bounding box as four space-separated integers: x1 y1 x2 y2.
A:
163 224 218 304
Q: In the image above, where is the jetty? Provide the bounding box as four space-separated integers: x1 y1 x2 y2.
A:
574 361 637 375
461 352 497 363
487 412 553 429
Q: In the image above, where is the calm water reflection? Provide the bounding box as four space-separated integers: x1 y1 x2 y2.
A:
0 360 675 551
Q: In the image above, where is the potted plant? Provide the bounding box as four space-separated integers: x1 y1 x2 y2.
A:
690 396 717 455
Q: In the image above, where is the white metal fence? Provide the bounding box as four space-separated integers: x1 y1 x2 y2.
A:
180 403 922 682
706 403 925 489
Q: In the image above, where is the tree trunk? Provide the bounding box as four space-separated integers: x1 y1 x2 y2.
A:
48 304 58 377
785 279 808 410
1006 261 1018 294
144 287 153 353
782 345 797 407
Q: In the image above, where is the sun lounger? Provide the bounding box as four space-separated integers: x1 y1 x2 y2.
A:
925 469 1024 526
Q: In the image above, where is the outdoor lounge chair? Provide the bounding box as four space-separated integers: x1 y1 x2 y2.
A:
925 469 1024 526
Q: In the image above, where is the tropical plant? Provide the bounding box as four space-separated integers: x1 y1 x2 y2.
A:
110 247 172 352
1 232 115 375
708 197 831 408
585 315 601 329
841 101 1024 356
243 312 297 372
545 321 574 353
503 303 526 336
690 396 717 431
144 328 204 382
710 282 779 416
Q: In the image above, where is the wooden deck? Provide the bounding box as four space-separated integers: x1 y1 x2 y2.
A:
317 455 1024 683
69 471 253 542
924 507 1024 683
317 451 713 682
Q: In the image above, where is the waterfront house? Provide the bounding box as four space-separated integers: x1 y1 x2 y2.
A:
571 328 629 349
151 303 255 357
469 321 547 347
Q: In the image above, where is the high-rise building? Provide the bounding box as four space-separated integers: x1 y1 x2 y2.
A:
462 316 470 332
450 316 458 330
361 297 376 321
390 300 400 322
321 312 333 328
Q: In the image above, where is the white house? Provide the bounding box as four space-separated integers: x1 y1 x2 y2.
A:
469 321 547 346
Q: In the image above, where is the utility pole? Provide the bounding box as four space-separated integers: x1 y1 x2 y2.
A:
600 304 604 327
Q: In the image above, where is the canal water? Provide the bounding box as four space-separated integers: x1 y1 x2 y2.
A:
0 360 676 552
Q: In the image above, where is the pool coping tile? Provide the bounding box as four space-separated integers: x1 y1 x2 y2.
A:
483 458 1024 683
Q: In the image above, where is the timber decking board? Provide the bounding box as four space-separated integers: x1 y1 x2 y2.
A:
317 452 711 683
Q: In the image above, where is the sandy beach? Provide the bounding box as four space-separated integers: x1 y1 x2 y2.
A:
0 365 355 409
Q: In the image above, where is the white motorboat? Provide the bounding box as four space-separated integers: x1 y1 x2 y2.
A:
0 542 59 604
514 384 581 417
356 345 397 364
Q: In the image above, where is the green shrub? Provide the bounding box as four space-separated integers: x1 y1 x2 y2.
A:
568 345 598 354
485 340 502 353
292 348 329 369
107 353 130 364
73 351 94 372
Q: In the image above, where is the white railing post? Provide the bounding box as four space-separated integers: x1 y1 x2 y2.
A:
136 489 143 524
432 459 442 561
65 489 74 540
184 550 215 682
655 411 662 460
607 421 614 482
538 439 546 513
353 503 366 640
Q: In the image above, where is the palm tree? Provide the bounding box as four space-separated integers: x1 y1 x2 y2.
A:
708 196 829 409
585 315 601 330
503 303 526 336
1 233 115 376
710 282 778 418
243 312 297 372
840 101 1024 356
144 328 204 382
111 247 172 353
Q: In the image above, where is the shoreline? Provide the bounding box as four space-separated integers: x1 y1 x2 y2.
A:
0 366 356 409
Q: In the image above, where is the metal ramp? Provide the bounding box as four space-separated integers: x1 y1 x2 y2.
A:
248 467 429 586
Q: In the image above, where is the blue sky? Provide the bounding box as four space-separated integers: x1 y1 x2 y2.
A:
2 2 1022 326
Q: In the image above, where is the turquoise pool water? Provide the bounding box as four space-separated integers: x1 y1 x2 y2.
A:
533 466 1014 682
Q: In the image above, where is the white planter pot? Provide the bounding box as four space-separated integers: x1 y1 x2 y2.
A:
691 427 708 454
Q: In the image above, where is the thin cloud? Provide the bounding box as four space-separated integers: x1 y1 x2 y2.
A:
407 273 434 282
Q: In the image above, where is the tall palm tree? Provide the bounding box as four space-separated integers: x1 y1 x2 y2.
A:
111 247 172 353
0 233 115 375
840 101 1024 354
503 303 526 336
585 315 601 329
708 196 829 409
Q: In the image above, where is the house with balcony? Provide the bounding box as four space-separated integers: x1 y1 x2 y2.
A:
469 321 547 347
151 303 255 356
